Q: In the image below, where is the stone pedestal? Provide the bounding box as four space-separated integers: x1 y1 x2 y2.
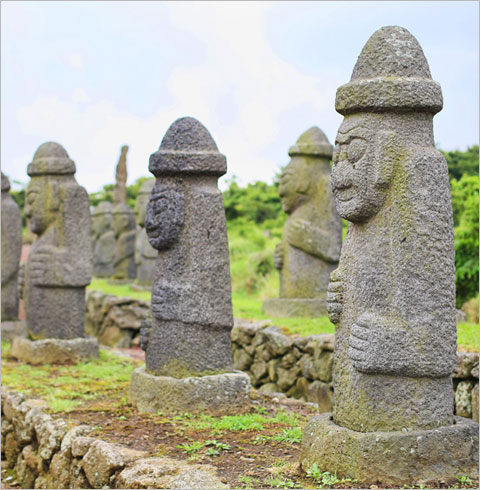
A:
263 297 327 318
1 321 27 342
300 413 479 485
10 337 99 365
129 367 251 414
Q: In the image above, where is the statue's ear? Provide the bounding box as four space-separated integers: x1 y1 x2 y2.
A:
49 180 61 211
373 131 396 189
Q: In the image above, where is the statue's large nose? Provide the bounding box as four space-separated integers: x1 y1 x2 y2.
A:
332 159 353 190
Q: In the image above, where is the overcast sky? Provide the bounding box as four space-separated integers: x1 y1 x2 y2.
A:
2 1 478 193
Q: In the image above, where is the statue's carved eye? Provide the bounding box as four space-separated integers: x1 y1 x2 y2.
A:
347 138 367 164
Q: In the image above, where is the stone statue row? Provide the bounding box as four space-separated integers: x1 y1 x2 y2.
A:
90 183 156 286
1 25 477 485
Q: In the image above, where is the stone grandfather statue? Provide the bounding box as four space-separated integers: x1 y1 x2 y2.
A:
129 117 251 414
91 201 116 277
1 172 22 320
114 145 129 205
263 127 342 317
113 203 137 280
300 26 478 484
22 142 93 340
134 179 157 286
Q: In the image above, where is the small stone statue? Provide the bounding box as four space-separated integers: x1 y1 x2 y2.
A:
1 172 22 320
91 202 116 277
134 179 157 286
113 204 137 280
22 142 93 339
129 117 251 414
263 127 342 317
300 26 478 484
113 145 129 205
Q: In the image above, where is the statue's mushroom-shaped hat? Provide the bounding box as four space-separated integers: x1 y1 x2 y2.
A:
288 126 333 159
27 142 76 176
336 26 443 115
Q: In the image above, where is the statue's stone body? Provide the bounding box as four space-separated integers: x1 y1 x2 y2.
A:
134 179 157 286
91 202 116 277
300 26 478 483
143 117 234 376
23 143 93 339
113 204 137 280
1 173 22 320
263 127 342 317
114 145 129 205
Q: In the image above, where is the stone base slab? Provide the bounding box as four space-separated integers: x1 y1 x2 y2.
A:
300 413 479 485
129 366 252 414
1 320 27 342
10 337 99 365
263 298 327 317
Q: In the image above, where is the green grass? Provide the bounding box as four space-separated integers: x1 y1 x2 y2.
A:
1 344 141 412
457 323 479 351
89 278 151 302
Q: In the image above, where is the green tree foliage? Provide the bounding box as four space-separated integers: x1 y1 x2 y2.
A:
442 145 478 181
9 186 26 226
89 176 151 209
451 175 479 306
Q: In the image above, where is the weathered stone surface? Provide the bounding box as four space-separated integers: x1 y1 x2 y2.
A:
129 367 251 414
454 351 479 378
33 411 68 461
114 145 129 206
276 365 300 391
472 383 479 423
263 326 292 357
91 201 116 277
69 458 90 489
142 117 234 377
314 350 333 383
258 382 281 394
233 348 253 371
23 142 92 339
10 337 99 365
4 432 20 467
113 204 137 280
1 172 22 320
263 127 341 318
1 320 27 342
286 377 309 400
301 413 479 485
60 425 93 457
135 179 157 286
71 436 97 458
302 25 478 483
307 381 333 413
83 440 145 488
115 457 229 489
455 380 474 418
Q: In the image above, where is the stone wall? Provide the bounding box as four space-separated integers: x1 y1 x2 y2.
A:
85 290 479 420
1 388 227 489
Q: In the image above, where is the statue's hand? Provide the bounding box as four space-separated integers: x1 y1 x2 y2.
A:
326 268 344 324
29 245 62 286
273 242 284 270
285 219 309 249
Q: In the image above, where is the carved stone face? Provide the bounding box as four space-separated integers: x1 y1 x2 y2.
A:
135 193 150 227
92 213 112 237
145 182 185 251
331 115 391 223
278 157 309 214
25 177 58 235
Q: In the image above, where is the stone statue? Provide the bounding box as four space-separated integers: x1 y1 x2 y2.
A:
263 127 342 317
113 203 137 280
129 117 251 414
22 142 93 339
113 145 128 205
1 172 22 320
300 26 478 484
91 202 116 277
134 179 157 286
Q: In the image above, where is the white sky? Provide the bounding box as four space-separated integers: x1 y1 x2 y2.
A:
1 1 479 193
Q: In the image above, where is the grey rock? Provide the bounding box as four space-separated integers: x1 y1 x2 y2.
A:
129 367 251 414
10 337 99 365
276 365 300 391
455 380 474 418
307 380 333 413
60 425 93 456
472 384 479 423
113 204 137 280
328 26 457 432
232 348 253 371
263 326 292 357
71 436 97 458
134 179 157 286
113 145 129 206
454 351 479 379
257 383 282 394
286 377 309 400
263 127 342 318
1 172 22 320
143 117 234 376
1 320 27 342
314 350 333 383
23 142 93 339
301 413 478 485
33 411 68 461
91 202 115 277
250 359 268 384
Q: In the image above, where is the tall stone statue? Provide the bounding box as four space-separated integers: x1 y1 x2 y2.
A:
129 117 251 414
300 26 478 484
263 127 342 317
91 202 116 277
113 203 137 280
113 145 129 205
1 172 22 320
11 142 98 363
134 179 157 286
